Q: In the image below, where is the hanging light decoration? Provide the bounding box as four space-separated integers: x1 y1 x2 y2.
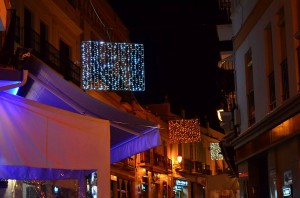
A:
168 119 201 144
210 142 223 160
81 41 145 91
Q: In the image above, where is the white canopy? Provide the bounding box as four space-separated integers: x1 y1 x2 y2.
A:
23 57 161 164
0 91 110 197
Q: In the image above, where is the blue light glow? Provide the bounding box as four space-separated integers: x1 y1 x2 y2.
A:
0 80 20 95
53 186 59 194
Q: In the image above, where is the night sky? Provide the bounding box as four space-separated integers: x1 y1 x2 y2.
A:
108 0 223 131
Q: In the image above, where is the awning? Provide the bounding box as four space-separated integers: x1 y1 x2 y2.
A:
21 57 161 164
0 91 110 196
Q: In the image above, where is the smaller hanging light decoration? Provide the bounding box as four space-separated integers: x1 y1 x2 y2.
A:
81 41 145 91
168 119 201 144
210 142 223 160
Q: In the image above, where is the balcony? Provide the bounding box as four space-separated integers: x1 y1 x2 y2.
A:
167 158 172 173
153 153 167 172
139 150 151 167
177 159 211 176
113 157 135 171
191 161 202 174
15 18 81 87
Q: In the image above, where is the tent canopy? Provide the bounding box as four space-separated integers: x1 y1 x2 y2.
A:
0 91 111 195
21 57 161 164
0 92 109 170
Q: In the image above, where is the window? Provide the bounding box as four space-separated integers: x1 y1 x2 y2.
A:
59 40 71 80
40 22 49 58
245 49 255 126
264 24 276 110
277 8 289 101
24 8 32 48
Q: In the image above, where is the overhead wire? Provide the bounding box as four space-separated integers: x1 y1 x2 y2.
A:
89 0 156 126
89 0 112 42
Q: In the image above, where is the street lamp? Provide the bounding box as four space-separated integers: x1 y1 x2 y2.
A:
177 155 182 164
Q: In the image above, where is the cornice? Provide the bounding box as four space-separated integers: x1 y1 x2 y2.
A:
232 93 300 149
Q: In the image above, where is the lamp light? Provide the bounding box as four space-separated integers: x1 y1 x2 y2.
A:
177 155 183 164
217 109 224 121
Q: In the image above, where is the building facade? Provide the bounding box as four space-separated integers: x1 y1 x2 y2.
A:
229 0 300 197
0 0 239 197
0 0 160 197
145 102 239 198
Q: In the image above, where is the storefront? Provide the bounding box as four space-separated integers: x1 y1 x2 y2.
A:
232 94 300 198
0 56 161 197
173 178 188 198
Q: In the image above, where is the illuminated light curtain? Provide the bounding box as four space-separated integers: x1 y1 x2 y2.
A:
210 143 223 160
81 41 145 91
168 119 201 144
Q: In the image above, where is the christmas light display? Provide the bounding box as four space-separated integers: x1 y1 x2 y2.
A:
168 119 201 144
210 143 223 160
81 41 145 91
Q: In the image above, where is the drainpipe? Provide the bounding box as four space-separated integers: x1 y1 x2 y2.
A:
0 70 28 91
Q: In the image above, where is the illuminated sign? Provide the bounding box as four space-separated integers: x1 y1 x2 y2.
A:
175 179 188 187
282 185 292 197
142 184 148 192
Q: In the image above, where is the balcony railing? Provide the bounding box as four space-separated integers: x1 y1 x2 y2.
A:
139 150 151 164
121 157 135 170
179 159 211 175
167 158 172 171
153 153 166 169
191 160 202 174
15 20 81 86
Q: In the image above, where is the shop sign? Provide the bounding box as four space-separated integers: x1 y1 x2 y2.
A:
175 179 188 186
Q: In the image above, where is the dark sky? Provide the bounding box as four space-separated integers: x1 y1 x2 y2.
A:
108 0 223 130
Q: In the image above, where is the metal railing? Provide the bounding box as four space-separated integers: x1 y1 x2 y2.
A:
181 159 211 175
153 153 168 170
121 157 135 169
15 21 81 86
140 150 151 164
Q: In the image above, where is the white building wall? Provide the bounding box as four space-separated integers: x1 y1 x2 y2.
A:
234 43 248 133
231 0 258 36
233 0 300 133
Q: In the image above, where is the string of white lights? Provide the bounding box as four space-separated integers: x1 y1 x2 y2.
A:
86 1 156 125
81 41 145 91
